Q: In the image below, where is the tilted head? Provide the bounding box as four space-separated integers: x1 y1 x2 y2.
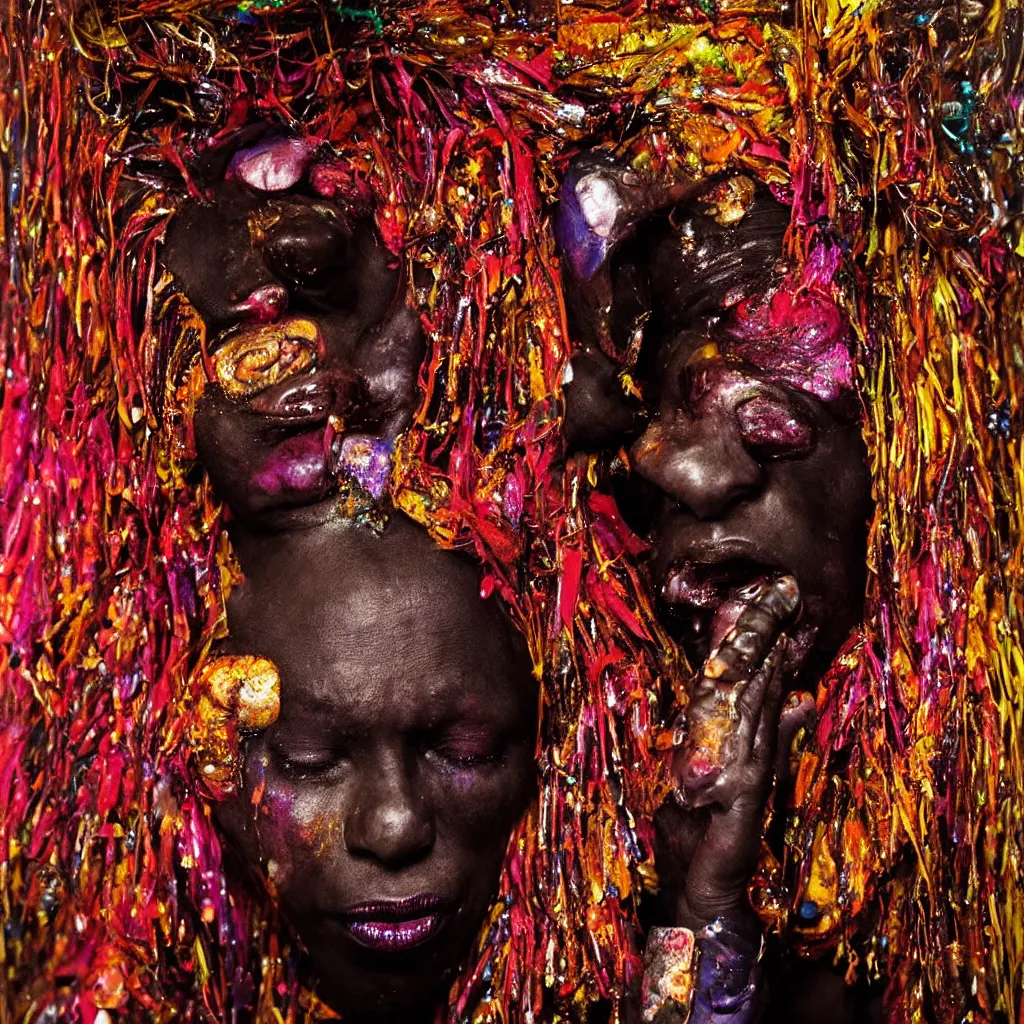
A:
561 172 873 687
216 516 537 1020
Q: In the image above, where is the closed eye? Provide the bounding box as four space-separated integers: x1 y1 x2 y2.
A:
273 747 344 782
423 725 506 770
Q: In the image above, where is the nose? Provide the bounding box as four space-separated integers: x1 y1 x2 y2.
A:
631 414 764 520
344 752 435 869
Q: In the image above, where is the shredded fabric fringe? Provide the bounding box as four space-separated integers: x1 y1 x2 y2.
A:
0 2 1020 1022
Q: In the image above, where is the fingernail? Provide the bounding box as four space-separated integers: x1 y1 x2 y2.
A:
731 630 761 657
774 575 800 614
736 580 765 601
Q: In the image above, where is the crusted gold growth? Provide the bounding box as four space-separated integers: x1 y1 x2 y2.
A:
187 655 281 800
212 317 322 400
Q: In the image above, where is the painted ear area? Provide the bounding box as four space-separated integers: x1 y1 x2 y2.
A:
187 656 281 801
556 157 701 356
556 159 703 452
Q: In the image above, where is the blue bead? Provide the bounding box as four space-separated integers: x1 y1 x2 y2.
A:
798 900 820 921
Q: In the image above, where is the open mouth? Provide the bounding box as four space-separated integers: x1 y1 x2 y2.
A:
658 558 772 663
338 894 454 954
657 557 817 675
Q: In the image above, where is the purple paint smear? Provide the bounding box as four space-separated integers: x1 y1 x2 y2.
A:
333 434 394 500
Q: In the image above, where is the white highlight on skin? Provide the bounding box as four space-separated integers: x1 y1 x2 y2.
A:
576 173 620 238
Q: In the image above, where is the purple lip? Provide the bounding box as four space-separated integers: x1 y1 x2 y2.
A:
338 894 453 953
246 369 369 424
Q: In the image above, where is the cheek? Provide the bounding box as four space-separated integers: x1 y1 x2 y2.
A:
780 432 871 591
431 753 534 861
247 777 341 894
193 396 259 490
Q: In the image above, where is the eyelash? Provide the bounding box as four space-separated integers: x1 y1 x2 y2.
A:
275 751 341 782
424 731 507 771
273 742 505 780
427 747 502 771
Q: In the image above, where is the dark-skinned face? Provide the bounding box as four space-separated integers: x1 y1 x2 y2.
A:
217 516 536 1021
162 126 424 528
562 175 873 687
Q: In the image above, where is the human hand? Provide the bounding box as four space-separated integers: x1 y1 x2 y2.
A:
655 575 815 933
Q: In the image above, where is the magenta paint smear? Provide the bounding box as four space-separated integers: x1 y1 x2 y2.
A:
723 245 854 403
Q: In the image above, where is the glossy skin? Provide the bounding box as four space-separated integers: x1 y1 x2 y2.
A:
167 135 536 1018
561 170 878 1019
162 126 424 529
217 516 536 1022
564 182 872 687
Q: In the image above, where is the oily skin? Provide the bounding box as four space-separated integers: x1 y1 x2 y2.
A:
561 173 879 1020
565 184 872 688
216 516 536 1022
162 126 424 528
168 133 535 1019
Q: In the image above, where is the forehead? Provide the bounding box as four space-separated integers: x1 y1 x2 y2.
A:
227 537 531 731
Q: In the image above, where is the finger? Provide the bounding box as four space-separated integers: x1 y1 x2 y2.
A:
775 691 816 781
675 638 785 810
704 574 800 683
737 635 786 724
748 639 786 770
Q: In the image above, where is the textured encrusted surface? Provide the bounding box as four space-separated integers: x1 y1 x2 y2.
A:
0 1 1021 1021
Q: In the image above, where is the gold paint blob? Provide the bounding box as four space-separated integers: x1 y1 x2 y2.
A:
212 317 323 400
187 655 281 801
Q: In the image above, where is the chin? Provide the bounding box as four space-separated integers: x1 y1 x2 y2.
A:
302 909 479 1022
311 965 451 1024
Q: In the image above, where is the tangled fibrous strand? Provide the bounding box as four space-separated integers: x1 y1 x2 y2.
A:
0 1 1021 1022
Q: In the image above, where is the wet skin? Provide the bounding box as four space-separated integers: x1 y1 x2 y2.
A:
560 169 880 1022
162 126 424 529
562 178 873 690
165 131 536 1019
216 516 536 1022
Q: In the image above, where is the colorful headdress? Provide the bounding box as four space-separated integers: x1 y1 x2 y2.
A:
1 1 1021 1023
